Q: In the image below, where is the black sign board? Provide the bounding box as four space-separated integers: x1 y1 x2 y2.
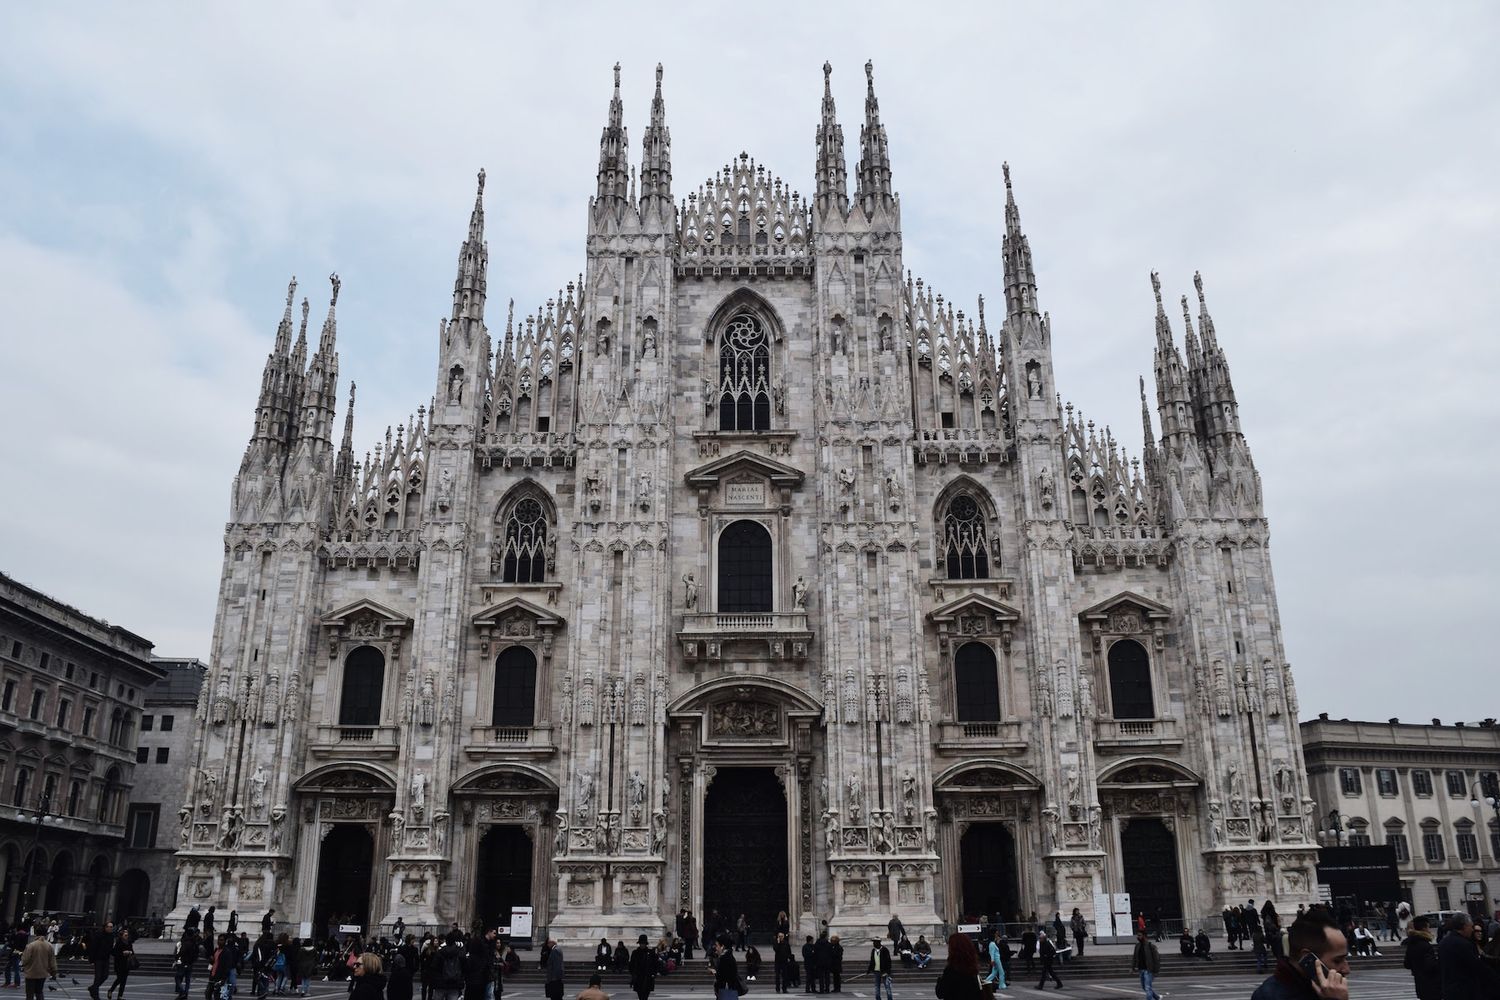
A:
1315 846 1401 903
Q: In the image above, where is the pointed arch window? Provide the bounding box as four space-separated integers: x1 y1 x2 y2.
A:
1107 638 1155 719
499 492 550 583
942 492 991 579
492 646 538 728
718 312 771 431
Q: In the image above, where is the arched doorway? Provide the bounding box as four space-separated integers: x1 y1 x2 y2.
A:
703 767 787 932
959 824 1020 923
314 825 375 933
45 853 74 912
1120 818 1182 922
81 855 110 918
474 826 532 930
717 521 772 613
116 869 150 921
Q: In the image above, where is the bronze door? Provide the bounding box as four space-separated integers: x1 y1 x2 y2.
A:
703 767 788 934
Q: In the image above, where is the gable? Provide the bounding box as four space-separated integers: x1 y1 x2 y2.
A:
684 449 804 489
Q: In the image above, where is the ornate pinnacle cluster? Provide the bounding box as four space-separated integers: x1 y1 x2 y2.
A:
854 60 893 218
247 273 344 471
1001 163 1040 323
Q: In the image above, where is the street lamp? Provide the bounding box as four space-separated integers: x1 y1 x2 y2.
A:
17 792 57 918
1321 809 1346 846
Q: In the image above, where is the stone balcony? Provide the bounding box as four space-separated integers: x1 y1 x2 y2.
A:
934 720 1030 754
309 724 402 759
677 611 812 662
463 724 558 760
1092 717 1184 753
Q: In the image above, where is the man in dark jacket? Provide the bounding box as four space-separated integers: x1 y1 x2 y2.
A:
435 933 468 1000
461 936 492 1000
87 921 116 1000
828 935 843 993
1034 932 1062 990
172 929 200 1000
800 937 816 994
543 939 565 1000
1129 930 1160 1000
812 933 831 994
629 934 655 1000
1436 913 1500 1000
1402 917 1440 1000
1250 911 1348 1000
865 939 892 1000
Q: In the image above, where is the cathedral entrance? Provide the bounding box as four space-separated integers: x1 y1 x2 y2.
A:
474 825 532 931
959 824 1020 923
1120 818 1183 922
702 767 788 933
314 824 375 932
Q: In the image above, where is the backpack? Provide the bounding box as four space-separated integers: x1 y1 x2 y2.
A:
440 948 464 987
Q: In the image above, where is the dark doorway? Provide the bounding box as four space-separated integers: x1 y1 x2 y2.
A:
116 869 150 921
314 824 375 933
1120 818 1183 922
45 853 74 912
717 521 773 613
960 823 1020 922
475 825 533 930
703 767 788 933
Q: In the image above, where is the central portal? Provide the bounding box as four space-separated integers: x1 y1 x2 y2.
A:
703 767 788 933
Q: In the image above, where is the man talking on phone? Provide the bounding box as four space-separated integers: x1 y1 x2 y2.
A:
1250 911 1349 1000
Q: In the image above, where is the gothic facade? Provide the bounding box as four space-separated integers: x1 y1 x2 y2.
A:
172 62 1320 943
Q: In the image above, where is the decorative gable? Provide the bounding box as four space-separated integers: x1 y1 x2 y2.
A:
927 593 1022 651
320 599 413 659
472 596 564 657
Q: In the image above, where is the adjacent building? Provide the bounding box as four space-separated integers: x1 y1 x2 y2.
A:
1301 715 1500 916
116 657 209 923
0 571 163 923
172 61 1321 943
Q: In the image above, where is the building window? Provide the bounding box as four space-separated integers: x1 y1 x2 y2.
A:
135 747 149 764
125 804 159 849
8 640 19 659
1422 832 1446 863
1435 884 1450 910
717 519 773 613
99 766 124 824
498 490 550 584
82 705 95 737
718 312 771 431
1446 770 1467 797
160 714 174 732
1481 771 1500 799
67 781 82 817
1347 831 1372 847
64 662 74 680
338 646 386 726
141 715 154 731
1456 829 1479 863
1489 823 1500 860
1376 769 1397 796
1413 770 1433 796
28 688 44 720
954 642 1001 723
108 708 128 746
492 646 538 728
54 700 70 730
1388 832 1410 863
155 747 169 764
38 653 49 670
12 768 29 807
941 491 991 579
1107 639 1155 719
1 678 14 711
1339 768 1362 796
89 672 98 689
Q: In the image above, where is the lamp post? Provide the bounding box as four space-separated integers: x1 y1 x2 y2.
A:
17 792 56 920
1320 808 1346 846
1469 780 1499 858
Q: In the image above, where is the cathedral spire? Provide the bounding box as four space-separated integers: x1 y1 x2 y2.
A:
814 61 848 219
1001 163 1040 322
451 170 488 326
1193 271 1243 447
639 63 672 218
335 381 356 486
319 273 341 356
273 276 297 357
854 59 893 218
594 62 630 218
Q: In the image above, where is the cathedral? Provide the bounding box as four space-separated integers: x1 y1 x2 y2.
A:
171 61 1320 944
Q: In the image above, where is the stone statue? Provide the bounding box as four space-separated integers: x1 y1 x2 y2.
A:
585 472 602 512
389 810 406 847
704 378 717 413
418 673 435 727
578 771 595 818
1208 801 1225 847
268 805 286 853
885 471 903 511
1038 466 1056 508
248 764 268 816
650 809 667 854
636 472 652 510
1064 765 1081 817
199 767 219 814
773 374 786 415
823 809 840 853
792 576 808 610
628 770 646 809
179 806 192 849
819 776 829 814
1087 805 1102 850
433 812 448 854
217 807 241 850
1213 661 1232 717
1235 669 1251 713
1227 763 1245 814
447 369 463 404
1056 661 1075 718
211 674 230 725
837 467 856 495
554 811 570 855
641 323 656 357
1041 807 1061 852
1035 663 1054 716
1283 663 1299 717
1076 673 1096 720
259 672 280 725
1263 659 1284 717
683 573 699 610
410 771 427 822
1193 663 1212 716
923 807 939 852
846 771 863 824
1027 365 1042 398
900 770 917 823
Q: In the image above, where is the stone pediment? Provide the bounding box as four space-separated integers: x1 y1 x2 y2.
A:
472 597 563 656
471 596 563 630
1077 591 1171 624
321 599 413 629
683 449 804 489
927 593 1022 626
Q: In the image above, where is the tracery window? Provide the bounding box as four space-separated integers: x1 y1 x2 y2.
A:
492 646 538 728
718 312 771 431
499 492 549 583
942 492 990 579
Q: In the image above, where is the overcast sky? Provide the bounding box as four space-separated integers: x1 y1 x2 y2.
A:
1 3 1495 725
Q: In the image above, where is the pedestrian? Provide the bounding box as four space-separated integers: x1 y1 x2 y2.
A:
87 920 115 1000
1192 928 1212 962
801 937 816 994
20 926 55 1000
1019 927 1036 974
263 911 275 937
934 934 980 1000
1130 928 1161 1000
1033 931 1062 990
351 953 387 1000
630 935 656 1000
1222 907 1240 950
1436 912 1500 999
773 933 793 994
203 907 217 942
544 938 566 1000
828 935 843 993
596 938 613 974
388 951 413 1000
577 973 609 1000
294 938 319 997
866 938 893 1000
911 936 931 971
436 933 468 1000
106 928 135 1000
1070 909 1087 958
5 924 25 988
1251 925 1268 973
813 932 832 992
1402 916 1440 1000
737 916 750 952
185 908 202 935
1249 910 1349 1000
714 935 743 1000
982 930 1006 991
886 916 904 949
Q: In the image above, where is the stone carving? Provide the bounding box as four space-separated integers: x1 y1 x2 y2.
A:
844 881 871 906
1213 660 1232 717
217 807 242 850
1192 663 1212 716
579 676 596 725
248 764 268 817
628 770 646 824
682 573 698 610
259 672 280 726
650 809 667 854
1038 466 1055 509
1076 672 1096 720
1064 766 1082 819
842 667 861 723
923 807 938 852
1035 663 1054 716
567 881 594 906
630 676 647 726
837 467 856 512
554 811 569 856
1235 668 1251 713
900 770 917 823
1273 761 1296 813
410 771 427 822
585 472 602 513
711 700 778 738
389 810 405 847
792 576 808 609
211 673 231 725
1208 801 1225 846
1088 805 1102 849
198 768 219 815
269 805 285 853
577 771 595 819
1283 663 1299 717
885 471 903 512
636 472 652 511
418 672 435 727
1227 763 1245 815
823 809 840 853
1027 364 1042 398
846 771 864 824
1056 661 1074 718
178 806 192 849
1263 658 1284 717
1042 807 1061 852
